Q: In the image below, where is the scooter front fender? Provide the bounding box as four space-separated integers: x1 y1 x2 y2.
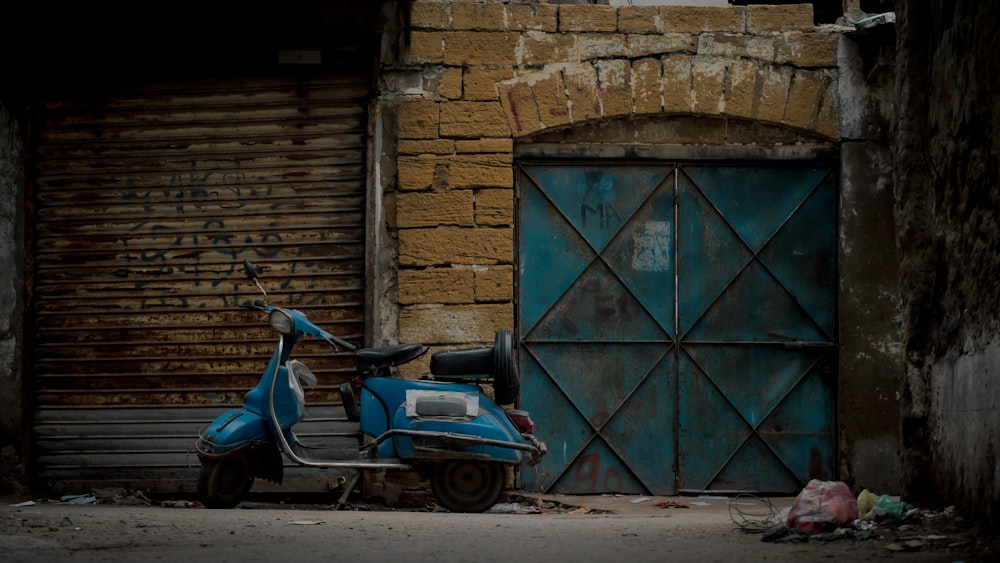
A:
196 409 286 484
197 408 274 456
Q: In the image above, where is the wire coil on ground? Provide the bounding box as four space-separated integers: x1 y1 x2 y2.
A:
728 493 784 533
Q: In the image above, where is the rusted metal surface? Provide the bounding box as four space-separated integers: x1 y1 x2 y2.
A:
29 70 372 489
518 162 837 496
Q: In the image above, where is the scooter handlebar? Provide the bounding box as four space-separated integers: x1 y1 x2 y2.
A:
322 333 357 353
239 300 269 311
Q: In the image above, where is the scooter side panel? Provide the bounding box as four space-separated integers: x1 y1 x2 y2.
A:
360 378 462 438
391 408 527 465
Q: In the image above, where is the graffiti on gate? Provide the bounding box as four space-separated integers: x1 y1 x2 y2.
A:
581 170 622 231
573 452 627 493
114 165 324 309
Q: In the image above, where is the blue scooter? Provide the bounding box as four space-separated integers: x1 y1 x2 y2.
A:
195 261 545 512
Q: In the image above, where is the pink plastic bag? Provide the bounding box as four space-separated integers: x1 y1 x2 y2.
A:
786 479 859 533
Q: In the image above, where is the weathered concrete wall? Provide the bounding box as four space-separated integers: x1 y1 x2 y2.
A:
836 23 902 494
895 0 1000 528
0 102 26 494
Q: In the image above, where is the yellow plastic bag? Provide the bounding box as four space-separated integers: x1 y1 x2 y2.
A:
857 489 877 520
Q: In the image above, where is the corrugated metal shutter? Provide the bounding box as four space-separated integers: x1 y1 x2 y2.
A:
29 69 371 494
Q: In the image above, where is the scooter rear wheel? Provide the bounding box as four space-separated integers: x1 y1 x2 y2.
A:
198 451 255 509
431 460 505 513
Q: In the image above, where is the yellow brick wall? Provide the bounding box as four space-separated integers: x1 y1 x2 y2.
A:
387 0 841 359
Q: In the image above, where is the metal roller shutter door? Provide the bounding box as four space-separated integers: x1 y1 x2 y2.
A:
29 70 371 494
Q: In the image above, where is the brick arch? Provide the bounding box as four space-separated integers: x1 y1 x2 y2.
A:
497 57 839 141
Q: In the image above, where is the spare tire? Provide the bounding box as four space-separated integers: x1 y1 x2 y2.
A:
492 329 519 405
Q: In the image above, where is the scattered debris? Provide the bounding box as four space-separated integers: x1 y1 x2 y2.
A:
160 500 203 509
654 500 688 508
487 503 541 514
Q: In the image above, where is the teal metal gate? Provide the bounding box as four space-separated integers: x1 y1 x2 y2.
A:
518 162 837 495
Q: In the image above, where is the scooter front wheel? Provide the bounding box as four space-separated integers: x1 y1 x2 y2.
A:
198 451 256 509
431 460 505 513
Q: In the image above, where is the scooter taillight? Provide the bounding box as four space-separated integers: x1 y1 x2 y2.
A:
505 409 534 434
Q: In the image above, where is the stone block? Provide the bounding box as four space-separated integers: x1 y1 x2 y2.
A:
662 54 694 113
774 33 839 68
398 139 455 156
755 64 794 123
564 65 601 123
399 227 513 267
438 67 464 99
691 56 727 115
464 67 514 101
400 303 514 345
403 31 446 64
697 33 776 62
578 34 629 60
449 154 514 189
627 33 697 58
619 6 660 34
784 68 826 130
498 81 543 137
475 265 514 302
507 3 558 32
443 32 518 66
397 190 475 229
632 58 663 115
440 101 512 138
559 5 618 32
397 155 443 191
746 4 813 33
595 59 632 118
724 58 759 120
522 32 576 66
660 6 745 33
398 100 440 140
399 268 475 305
533 71 572 129
476 189 514 226
452 2 505 31
410 1 450 30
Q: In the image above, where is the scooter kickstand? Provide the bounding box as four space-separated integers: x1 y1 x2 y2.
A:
336 470 364 510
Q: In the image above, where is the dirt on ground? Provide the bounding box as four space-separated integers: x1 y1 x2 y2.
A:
0 486 998 563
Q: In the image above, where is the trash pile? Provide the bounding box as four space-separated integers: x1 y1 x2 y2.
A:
9 487 204 509
755 479 965 553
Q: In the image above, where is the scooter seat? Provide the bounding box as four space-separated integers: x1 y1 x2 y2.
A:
357 343 428 373
430 346 493 379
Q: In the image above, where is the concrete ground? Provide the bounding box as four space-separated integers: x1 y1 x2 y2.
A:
0 489 996 562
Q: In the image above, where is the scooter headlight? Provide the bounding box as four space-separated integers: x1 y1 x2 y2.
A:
269 309 294 335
